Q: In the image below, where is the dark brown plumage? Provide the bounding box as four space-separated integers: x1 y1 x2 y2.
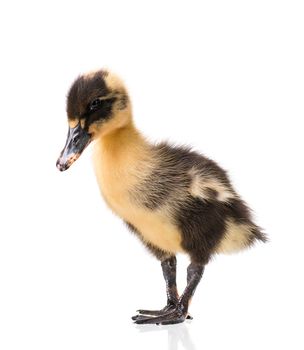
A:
57 69 266 325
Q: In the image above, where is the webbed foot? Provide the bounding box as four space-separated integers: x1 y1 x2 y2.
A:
132 304 191 325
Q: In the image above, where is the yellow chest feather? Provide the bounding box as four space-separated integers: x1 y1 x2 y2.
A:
92 137 183 254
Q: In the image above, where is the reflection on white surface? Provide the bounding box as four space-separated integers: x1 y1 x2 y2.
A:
135 322 196 350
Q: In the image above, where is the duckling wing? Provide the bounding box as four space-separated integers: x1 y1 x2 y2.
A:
131 143 266 262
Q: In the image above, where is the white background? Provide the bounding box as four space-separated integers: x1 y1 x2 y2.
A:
0 1 303 349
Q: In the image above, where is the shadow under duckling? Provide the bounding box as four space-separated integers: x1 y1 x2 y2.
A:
57 69 267 325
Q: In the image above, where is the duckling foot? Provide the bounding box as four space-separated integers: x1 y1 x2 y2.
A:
132 304 192 320
132 303 175 318
133 261 205 325
133 304 188 325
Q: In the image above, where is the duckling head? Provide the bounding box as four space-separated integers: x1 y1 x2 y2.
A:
56 70 131 171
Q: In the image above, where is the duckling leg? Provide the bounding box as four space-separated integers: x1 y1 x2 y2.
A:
132 256 179 319
134 262 204 325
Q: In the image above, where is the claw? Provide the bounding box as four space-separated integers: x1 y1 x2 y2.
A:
131 314 141 321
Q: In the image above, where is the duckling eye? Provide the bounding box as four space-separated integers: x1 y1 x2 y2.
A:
90 99 102 111
72 134 80 145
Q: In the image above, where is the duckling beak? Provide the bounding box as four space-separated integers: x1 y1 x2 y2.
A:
56 123 91 171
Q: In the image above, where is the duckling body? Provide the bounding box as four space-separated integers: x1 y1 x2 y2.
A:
93 127 184 254
57 69 266 324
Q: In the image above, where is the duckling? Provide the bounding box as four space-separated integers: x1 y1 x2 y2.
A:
56 69 267 325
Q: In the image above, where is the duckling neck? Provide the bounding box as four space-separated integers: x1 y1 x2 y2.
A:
94 121 151 173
